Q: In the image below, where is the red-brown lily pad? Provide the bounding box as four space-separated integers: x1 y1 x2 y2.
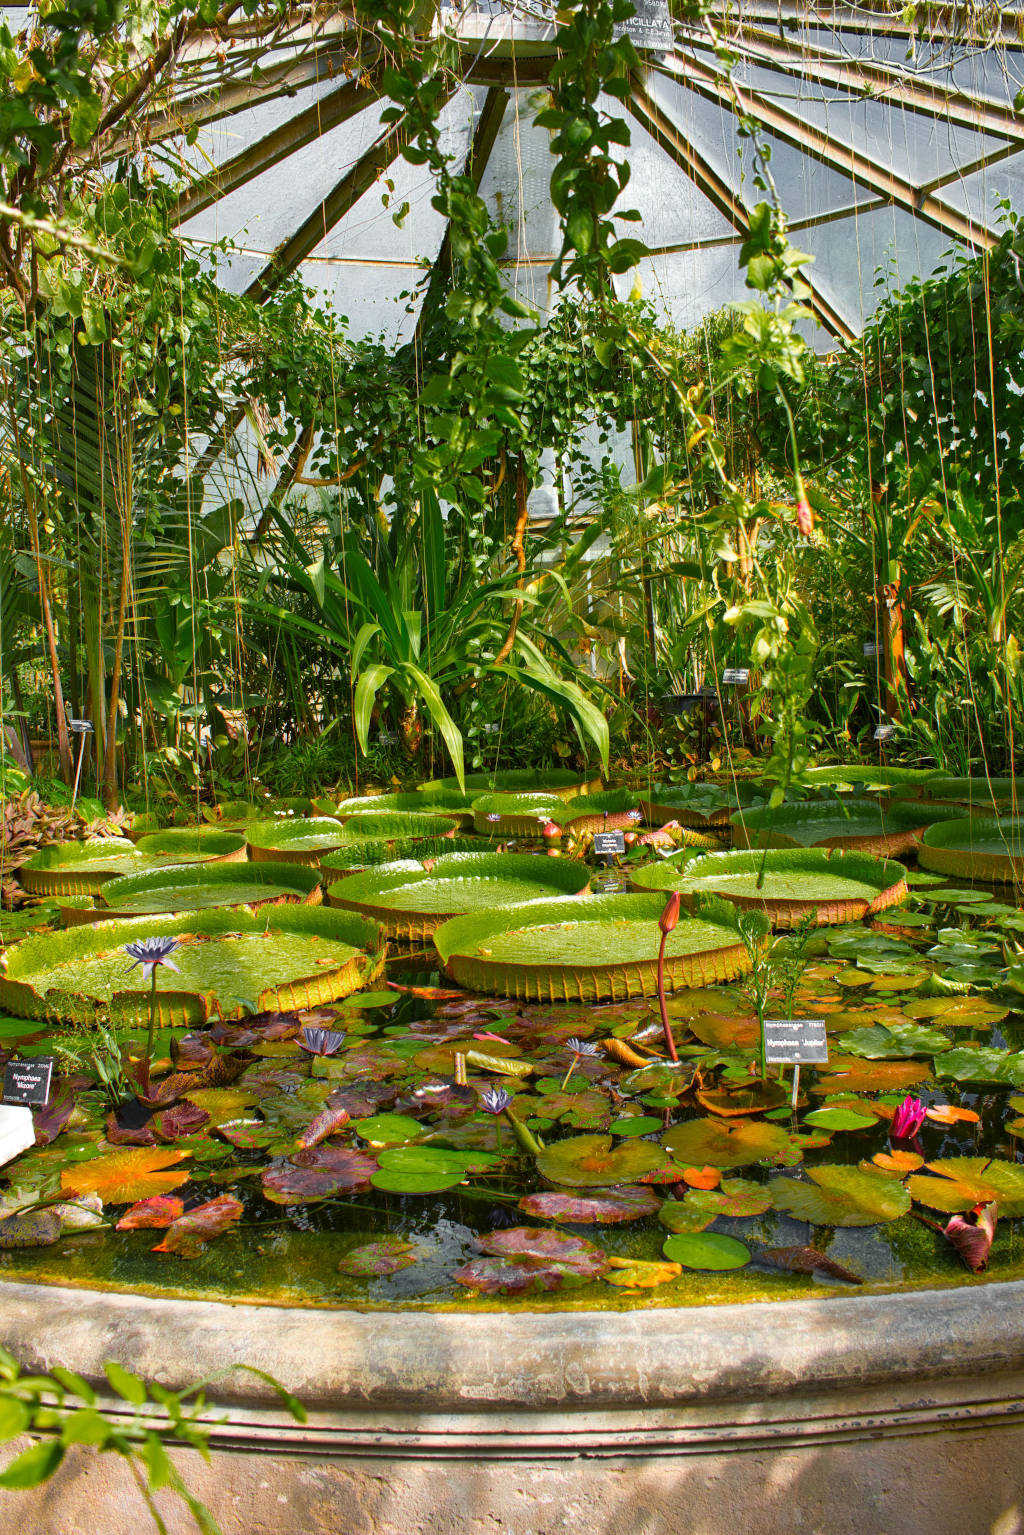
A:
152 1194 244 1257
115 1195 186 1230
452 1258 591 1294
261 1146 377 1204
152 1102 211 1142
475 1226 608 1278
337 1237 420 1277
517 1186 660 1224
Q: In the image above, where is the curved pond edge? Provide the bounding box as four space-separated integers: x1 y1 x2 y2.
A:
1 1277 1024 1533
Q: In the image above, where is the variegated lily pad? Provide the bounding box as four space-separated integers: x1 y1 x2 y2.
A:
769 1164 910 1226
517 1186 660 1223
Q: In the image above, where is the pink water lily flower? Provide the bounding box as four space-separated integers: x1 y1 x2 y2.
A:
890 1095 927 1142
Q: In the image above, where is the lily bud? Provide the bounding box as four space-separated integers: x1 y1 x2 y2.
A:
542 820 562 843
659 891 681 936
796 495 814 536
944 1202 996 1273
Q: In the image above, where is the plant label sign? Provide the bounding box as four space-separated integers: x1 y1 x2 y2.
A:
874 724 895 742
2 1056 53 1108
863 642 879 657
763 1019 828 1066
593 831 626 858
722 668 750 686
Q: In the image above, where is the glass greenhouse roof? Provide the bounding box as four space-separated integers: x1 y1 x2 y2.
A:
125 0 1024 349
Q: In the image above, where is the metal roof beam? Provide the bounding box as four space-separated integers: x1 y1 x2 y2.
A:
691 2 1024 46
172 75 378 225
657 52 1001 251
243 114 421 304
626 76 858 343
721 23 1024 144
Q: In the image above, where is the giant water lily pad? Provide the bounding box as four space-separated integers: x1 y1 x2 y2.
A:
732 799 958 857
134 828 246 865
95 862 322 918
0 906 386 1026
18 838 152 897
918 815 1024 884
423 769 590 800
905 1157 1024 1215
246 816 351 866
535 1133 668 1187
662 1117 794 1169
639 780 765 828
470 792 569 837
561 788 643 835
633 848 907 929
769 1164 910 1225
328 852 591 940
434 893 750 1002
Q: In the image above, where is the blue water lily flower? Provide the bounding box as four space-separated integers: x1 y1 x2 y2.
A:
124 936 181 981
480 1086 512 1116
563 1036 600 1058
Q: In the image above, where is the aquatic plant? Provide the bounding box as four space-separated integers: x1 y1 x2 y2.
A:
656 891 682 1064
124 936 180 1099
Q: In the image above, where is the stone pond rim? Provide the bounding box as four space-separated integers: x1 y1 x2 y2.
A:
2 1279 1024 1532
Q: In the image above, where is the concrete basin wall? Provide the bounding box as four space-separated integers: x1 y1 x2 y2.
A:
0 1278 1022 1534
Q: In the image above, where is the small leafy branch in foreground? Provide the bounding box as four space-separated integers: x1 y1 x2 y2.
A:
0 1348 305 1534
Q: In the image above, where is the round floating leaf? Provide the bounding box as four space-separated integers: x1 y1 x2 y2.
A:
535 1133 669 1187
452 1258 590 1294
662 1232 750 1270
697 1081 790 1116
658 1198 714 1233
906 1157 1024 1216
836 1022 950 1059
803 1107 877 1131
261 1146 377 1203
934 1048 1024 1087
115 1195 186 1230
353 1113 423 1146
603 1257 682 1289
370 1145 473 1194
609 1115 662 1138
476 1226 607 1278
517 1186 660 1224
338 1238 420 1276
152 1194 243 1258
60 1146 191 1206
811 1058 932 1096
769 1164 910 1226
662 1117 794 1170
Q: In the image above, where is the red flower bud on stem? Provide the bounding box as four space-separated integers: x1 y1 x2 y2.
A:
656 892 681 1063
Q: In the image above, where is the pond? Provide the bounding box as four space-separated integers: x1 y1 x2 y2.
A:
2 851 1024 1312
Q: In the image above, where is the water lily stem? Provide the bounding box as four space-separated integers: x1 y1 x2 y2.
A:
141 968 158 1099
656 930 679 1063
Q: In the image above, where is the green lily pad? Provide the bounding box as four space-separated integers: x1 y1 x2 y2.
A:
836 1022 950 1059
933 1048 1024 1087
659 1177 771 1233
906 1157 1024 1215
662 1232 751 1270
353 1113 424 1146
769 1164 910 1225
802 1106 877 1131
535 1133 669 1187
610 1115 663 1138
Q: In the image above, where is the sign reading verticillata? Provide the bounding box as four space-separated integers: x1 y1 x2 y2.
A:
721 668 750 686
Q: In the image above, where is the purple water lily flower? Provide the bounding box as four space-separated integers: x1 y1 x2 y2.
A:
299 1026 346 1057
124 936 180 981
480 1086 512 1116
890 1095 927 1142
